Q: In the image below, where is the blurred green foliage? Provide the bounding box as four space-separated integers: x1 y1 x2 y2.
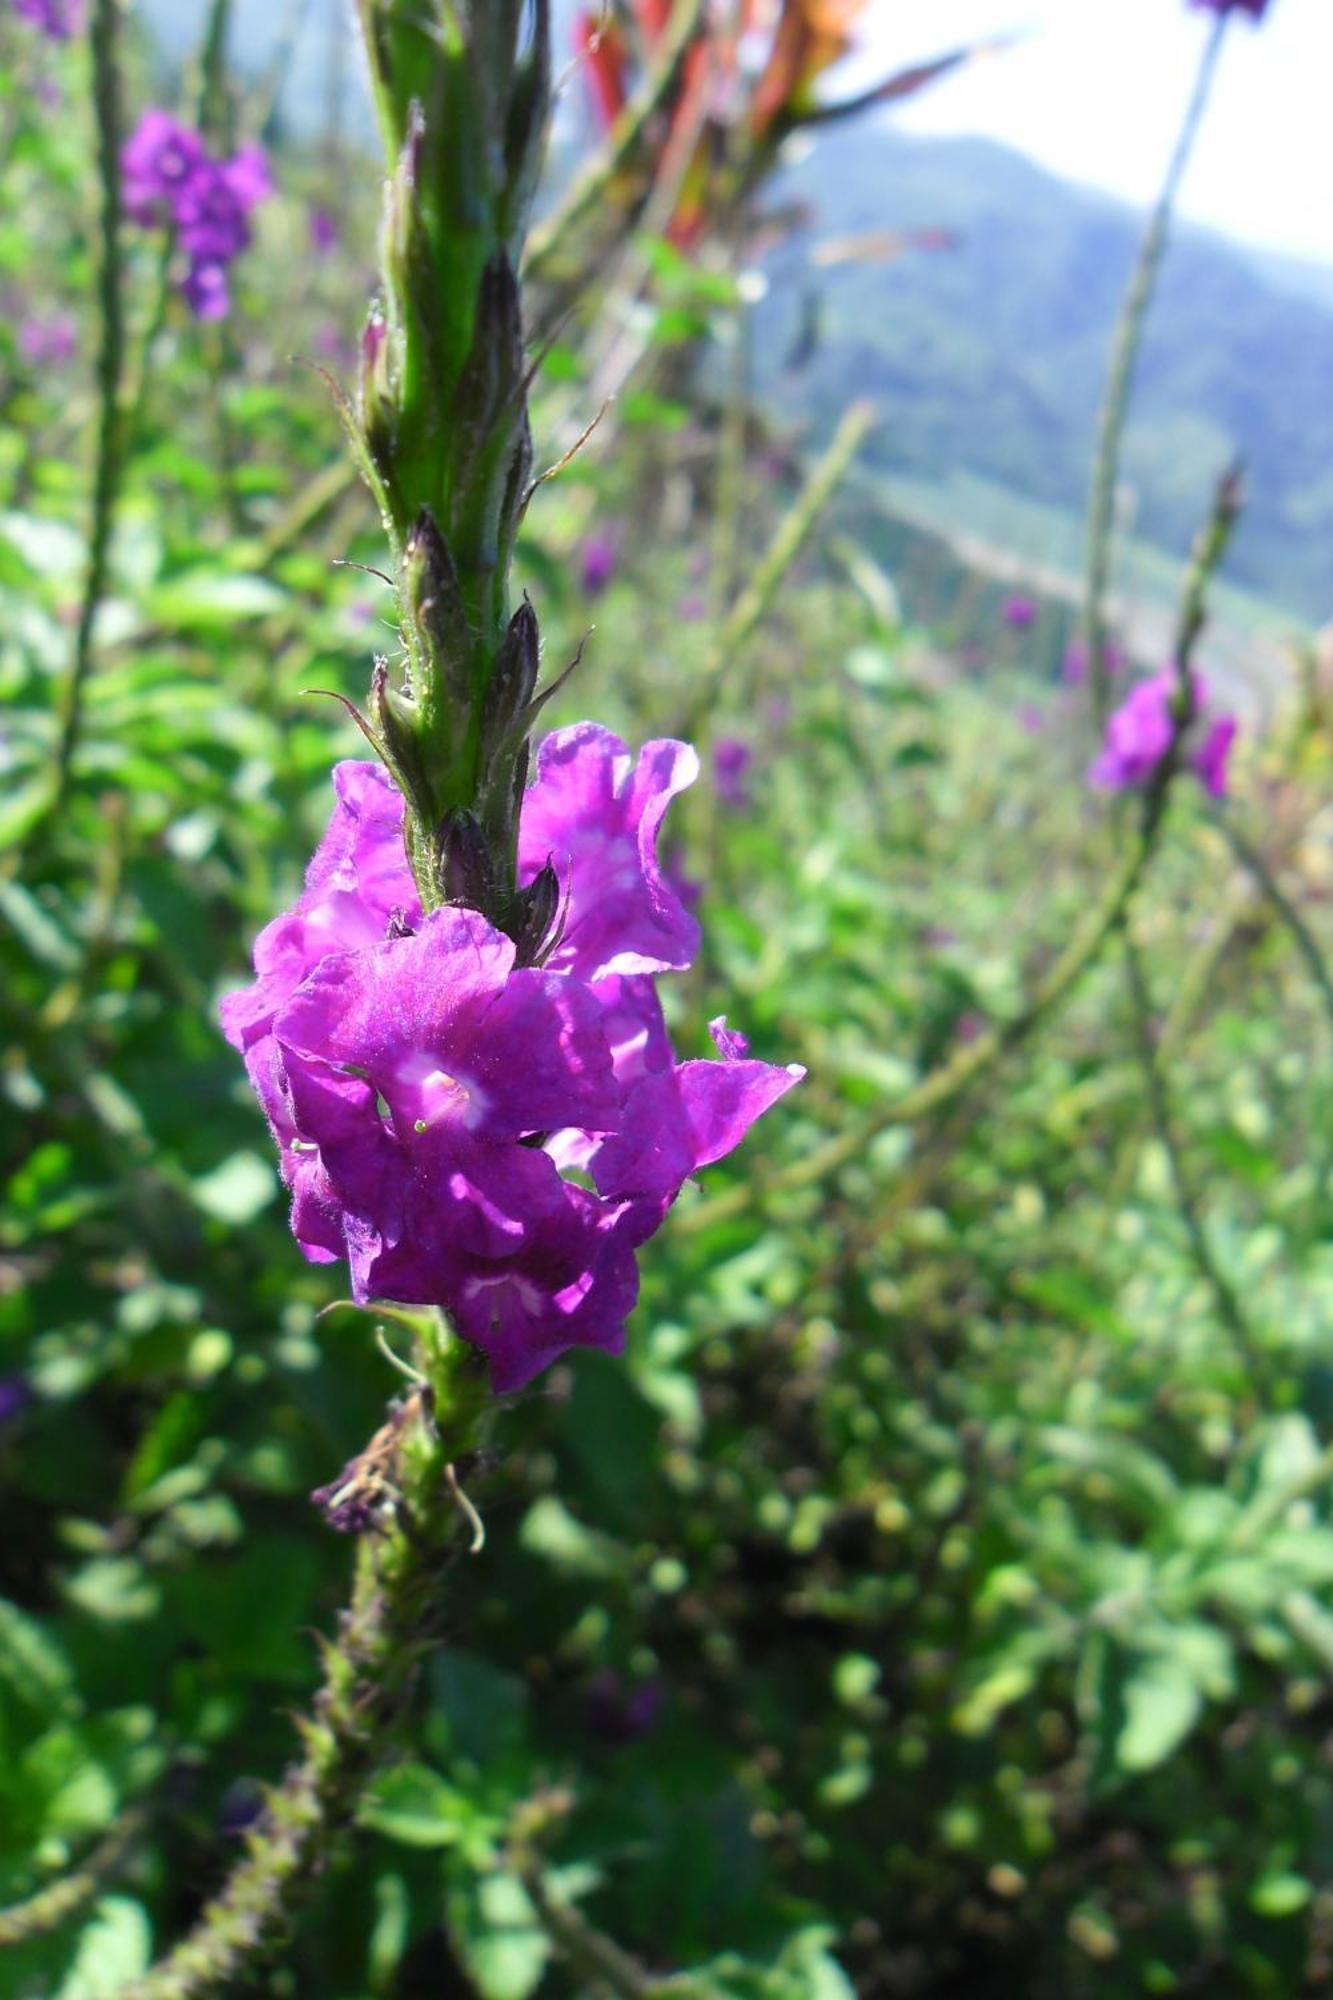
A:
4 16 1333 2000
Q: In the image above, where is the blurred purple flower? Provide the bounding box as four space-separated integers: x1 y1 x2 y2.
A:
122 110 208 225
17 313 75 365
12 0 80 39
309 206 338 255
1062 638 1125 687
1001 593 1037 631
1193 713 1238 797
713 737 752 809
223 729 802 1392
1088 668 1238 798
121 111 270 320
678 594 706 622
1191 0 1272 17
0 1376 32 1427
586 1669 665 1745
580 532 616 595
1017 704 1046 735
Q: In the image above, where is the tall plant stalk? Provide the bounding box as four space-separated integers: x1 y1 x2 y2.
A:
1082 11 1227 725
129 4 558 1988
50 0 127 815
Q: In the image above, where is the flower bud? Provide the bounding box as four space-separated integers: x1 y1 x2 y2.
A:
511 860 561 966
403 506 472 700
436 807 496 912
480 597 540 766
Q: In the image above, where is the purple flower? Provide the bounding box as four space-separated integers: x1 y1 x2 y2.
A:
1088 668 1238 799
17 312 75 365
122 111 208 226
0 1375 31 1427
121 111 270 320
1017 704 1046 735
1192 713 1237 798
1001 593 1037 631
223 729 803 1391
580 533 616 596
1191 0 1271 17
713 737 752 810
12 0 79 38
1062 639 1125 687
586 1670 665 1745
181 261 230 321
517 725 701 981
309 206 338 255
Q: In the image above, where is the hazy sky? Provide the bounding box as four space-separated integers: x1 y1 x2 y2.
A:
842 0 1328 265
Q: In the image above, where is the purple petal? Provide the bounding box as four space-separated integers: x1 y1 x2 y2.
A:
708 1016 750 1061
272 909 620 1143
1191 713 1238 798
519 724 701 980
593 1056 804 1201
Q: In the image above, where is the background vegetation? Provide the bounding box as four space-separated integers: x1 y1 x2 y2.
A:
3 5 1333 1997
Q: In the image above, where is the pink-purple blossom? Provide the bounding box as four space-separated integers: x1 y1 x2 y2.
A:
309 206 338 255
16 312 75 366
1191 0 1271 17
222 727 802 1391
1062 638 1126 687
580 532 617 595
12 0 79 39
713 738 753 810
1087 668 1238 798
121 110 271 321
1001 593 1037 631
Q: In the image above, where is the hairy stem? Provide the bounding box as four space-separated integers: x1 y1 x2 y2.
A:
0 1807 148 1949
1121 923 1251 1346
127 1333 490 2000
1082 11 1226 726
50 0 128 813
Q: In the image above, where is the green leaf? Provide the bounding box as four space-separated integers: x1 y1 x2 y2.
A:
190 1151 278 1225
54 1897 151 1997
1115 1655 1202 1773
146 571 288 630
359 1762 470 1848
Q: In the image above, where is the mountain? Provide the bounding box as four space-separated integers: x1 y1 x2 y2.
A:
759 125 1333 625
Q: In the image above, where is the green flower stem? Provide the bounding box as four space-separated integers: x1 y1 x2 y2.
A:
50 0 128 816
0 1806 149 1949
680 828 1154 1235
518 1862 725 2000
683 398 875 740
1211 807 1333 1044
193 0 234 143
1120 923 1251 1347
1082 10 1227 727
127 1330 491 2000
349 1 554 926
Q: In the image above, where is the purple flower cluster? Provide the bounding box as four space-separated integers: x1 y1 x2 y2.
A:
17 312 75 366
580 532 617 596
1192 0 1272 17
1062 638 1126 687
222 726 803 1391
1001 593 1037 631
122 110 271 321
12 0 79 39
713 738 753 810
1088 668 1238 798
